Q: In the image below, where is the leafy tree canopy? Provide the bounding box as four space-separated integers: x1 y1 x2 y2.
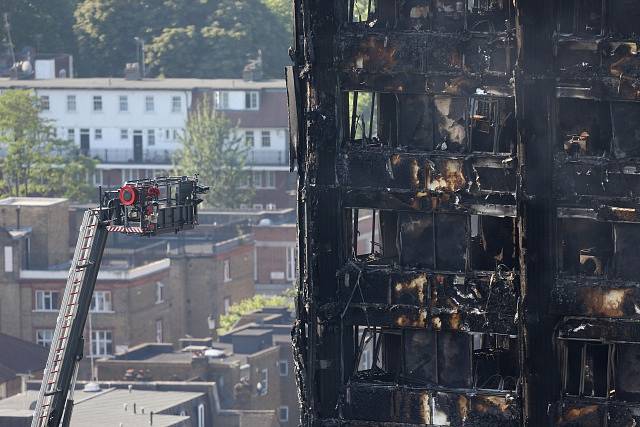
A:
0 0 78 58
0 90 96 201
74 0 290 78
173 96 254 208
218 292 294 334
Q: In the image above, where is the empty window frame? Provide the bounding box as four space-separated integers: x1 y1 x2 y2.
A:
467 0 512 33
433 0 466 32
612 223 640 281
470 96 515 153
557 98 611 157
470 215 517 270
346 91 379 143
347 209 397 264
472 333 518 391
347 0 377 23
557 0 603 36
562 340 613 399
608 1 640 38
610 102 640 158
354 326 402 379
558 218 613 276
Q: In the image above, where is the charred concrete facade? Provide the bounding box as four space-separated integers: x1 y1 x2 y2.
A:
289 1 640 426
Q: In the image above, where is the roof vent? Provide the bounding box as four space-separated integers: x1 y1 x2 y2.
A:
83 382 101 392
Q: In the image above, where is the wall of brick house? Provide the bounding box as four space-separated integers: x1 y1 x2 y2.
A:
0 232 23 338
276 343 299 427
170 244 255 340
246 347 281 412
254 225 296 288
0 200 69 268
252 171 296 210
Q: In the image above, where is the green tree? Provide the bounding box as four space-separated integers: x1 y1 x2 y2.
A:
0 0 78 59
74 0 290 78
218 293 294 334
0 90 96 201
173 96 253 208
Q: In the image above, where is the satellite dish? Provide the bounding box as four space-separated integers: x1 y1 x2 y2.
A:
20 61 32 73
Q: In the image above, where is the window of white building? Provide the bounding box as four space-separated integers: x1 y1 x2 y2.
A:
261 131 271 147
156 319 163 343
67 128 75 142
245 91 259 110
94 128 102 140
36 330 54 348
39 95 50 111
245 130 255 146
90 330 113 356
147 129 155 146
90 291 112 312
119 95 128 112
120 129 129 140
93 95 102 112
145 96 155 112
67 95 76 112
35 290 60 311
171 96 182 113
215 91 229 109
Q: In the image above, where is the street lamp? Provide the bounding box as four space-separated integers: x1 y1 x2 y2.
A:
134 37 145 79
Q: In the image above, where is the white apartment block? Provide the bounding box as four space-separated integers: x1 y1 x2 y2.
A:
0 77 292 207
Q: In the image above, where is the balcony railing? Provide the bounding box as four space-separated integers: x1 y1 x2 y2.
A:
247 148 289 166
87 147 289 166
88 148 173 164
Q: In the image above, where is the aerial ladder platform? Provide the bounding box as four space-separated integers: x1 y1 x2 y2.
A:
31 176 208 427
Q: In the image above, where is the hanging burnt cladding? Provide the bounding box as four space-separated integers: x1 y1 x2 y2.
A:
288 0 640 426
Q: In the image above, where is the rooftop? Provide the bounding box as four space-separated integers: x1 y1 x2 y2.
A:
0 197 67 207
0 333 47 383
0 388 195 427
0 77 286 91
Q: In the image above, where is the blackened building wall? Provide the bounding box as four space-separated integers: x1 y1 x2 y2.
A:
290 0 640 426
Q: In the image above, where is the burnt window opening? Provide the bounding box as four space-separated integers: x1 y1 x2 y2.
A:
611 102 640 158
346 92 380 144
434 96 467 152
556 42 600 77
557 98 611 157
612 223 640 281
396 95 467 153
404 329 473 388
557 0 603 36
559 219 613 277
348 209 399 264
562 340 640 402
348 0 378 23
397 0 432 30
563 341 612 399
472 334 518 391
467 0 512 33
354 326 402 380
433 0 466 32
470 97 516 153
608 1 640 38
470 215 517 271
399 212 467 272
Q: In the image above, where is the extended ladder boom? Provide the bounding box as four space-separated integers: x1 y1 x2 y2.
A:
31 176 207 427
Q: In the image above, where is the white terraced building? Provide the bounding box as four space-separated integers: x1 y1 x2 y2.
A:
0 77 294 209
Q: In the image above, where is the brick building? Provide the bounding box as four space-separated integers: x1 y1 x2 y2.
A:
0 198 255 380
0 380 277 427
95 308 298 426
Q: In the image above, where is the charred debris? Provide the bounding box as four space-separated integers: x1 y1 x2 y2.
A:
286 1 640 426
